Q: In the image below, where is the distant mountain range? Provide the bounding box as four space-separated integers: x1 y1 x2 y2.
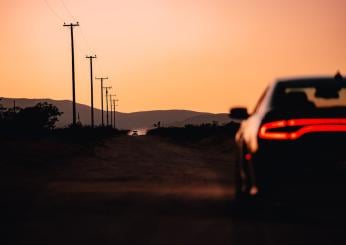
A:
0 98 230 129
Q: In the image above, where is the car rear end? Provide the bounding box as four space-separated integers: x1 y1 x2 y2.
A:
253 78 346 203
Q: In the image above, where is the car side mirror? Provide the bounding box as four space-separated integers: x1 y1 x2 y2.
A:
229 107 249 122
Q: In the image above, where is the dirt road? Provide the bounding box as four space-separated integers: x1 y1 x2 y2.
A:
2 136 346 244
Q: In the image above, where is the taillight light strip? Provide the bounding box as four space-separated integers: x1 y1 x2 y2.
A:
259 118 346 140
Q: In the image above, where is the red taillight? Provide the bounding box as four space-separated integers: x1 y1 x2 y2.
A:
259 118 346 140
245 153 252 161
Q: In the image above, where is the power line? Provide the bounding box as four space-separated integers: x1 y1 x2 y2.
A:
94 60 105 80
43 0 65 22
59 0 90 55
42 0 76 53
74 36 88 57
58 0 94 54
78 27 93 53
59 0 76 22
44 0 116 129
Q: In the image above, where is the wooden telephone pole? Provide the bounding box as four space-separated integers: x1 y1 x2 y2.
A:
109 94 116 128
103 86 112 126
95 77 108 126
63 22 79 126
86 55 97 127
112 99 119 128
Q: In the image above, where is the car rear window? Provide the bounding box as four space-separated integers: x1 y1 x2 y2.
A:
272 79 346 109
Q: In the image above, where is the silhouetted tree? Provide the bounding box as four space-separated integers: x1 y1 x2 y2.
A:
16 102 62 130
0 102 62 132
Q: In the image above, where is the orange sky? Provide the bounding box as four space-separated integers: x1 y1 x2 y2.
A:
1 0 345 113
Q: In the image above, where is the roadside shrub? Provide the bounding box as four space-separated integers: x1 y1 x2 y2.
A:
0 102 62 135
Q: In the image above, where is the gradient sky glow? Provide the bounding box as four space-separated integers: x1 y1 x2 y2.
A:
1 0 345 113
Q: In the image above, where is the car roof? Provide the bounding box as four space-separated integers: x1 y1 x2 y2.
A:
274 76 345 87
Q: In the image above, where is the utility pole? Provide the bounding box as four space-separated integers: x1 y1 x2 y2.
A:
86 55 97 128
113 99 119 128
103 86 112 126
95 77 108 126
109 94 116 128
63 22 79 126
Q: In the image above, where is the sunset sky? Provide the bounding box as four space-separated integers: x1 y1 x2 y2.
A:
1 0 345 113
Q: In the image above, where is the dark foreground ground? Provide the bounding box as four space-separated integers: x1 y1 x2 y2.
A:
1 135 346 245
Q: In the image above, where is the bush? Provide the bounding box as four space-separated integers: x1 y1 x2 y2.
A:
0 102 62 134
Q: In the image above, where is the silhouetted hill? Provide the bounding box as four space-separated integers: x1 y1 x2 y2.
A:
1 98 230 129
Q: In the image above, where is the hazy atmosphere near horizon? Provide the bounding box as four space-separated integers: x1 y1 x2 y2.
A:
1 0 346 113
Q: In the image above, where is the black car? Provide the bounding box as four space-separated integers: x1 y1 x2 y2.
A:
231 73 346 204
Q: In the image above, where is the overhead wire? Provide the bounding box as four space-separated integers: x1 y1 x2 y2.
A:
58 0 110 112
43 0 110 110
58 0 94 55
43 0 65 22
57 0 86 55
79 27 94 54
60 0 76 22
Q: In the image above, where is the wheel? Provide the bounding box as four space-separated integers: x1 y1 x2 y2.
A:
234 159 249 204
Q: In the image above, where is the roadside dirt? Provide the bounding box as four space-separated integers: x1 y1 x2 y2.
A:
48 136 234 197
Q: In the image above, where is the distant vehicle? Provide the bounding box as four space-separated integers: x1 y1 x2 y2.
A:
231 74 346 204
131 130 138 136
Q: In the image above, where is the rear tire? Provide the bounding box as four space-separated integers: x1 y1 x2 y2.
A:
234 162 249 204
